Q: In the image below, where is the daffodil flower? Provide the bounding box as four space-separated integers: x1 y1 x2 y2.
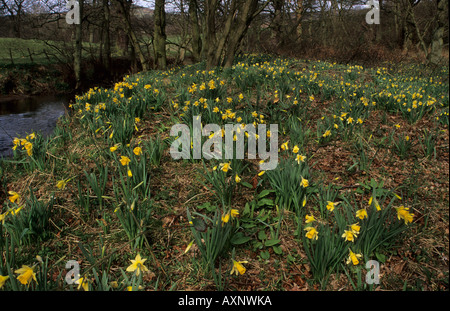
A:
326 201 339 212
76 276 89 291
120 156 131 166
394 206 414 225
235 174 241 183
56 179 68 190
8 191 20 203
15 265 37 285
0 274 9 289
305 214 315 223
346 249 363 265
356 209 368 220
230 260 248 275
304 226 318 240
219 162 231 173
300 176 309 188
133 146 142 156
126 253 149 276
342 229 357 242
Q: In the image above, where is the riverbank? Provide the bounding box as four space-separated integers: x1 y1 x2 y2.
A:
0 54 448 291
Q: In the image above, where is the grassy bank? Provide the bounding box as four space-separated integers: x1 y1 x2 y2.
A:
0 54 448 291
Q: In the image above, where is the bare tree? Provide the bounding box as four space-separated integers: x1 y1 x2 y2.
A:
154 0 167 69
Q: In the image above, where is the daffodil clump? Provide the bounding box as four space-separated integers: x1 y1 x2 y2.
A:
2 53 446 291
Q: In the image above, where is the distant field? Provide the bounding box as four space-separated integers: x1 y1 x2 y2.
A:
0 38 57 65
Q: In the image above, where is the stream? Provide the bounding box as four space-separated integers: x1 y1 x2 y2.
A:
0 94 70 158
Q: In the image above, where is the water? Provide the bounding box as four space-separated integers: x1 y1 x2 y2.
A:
0 94 70 158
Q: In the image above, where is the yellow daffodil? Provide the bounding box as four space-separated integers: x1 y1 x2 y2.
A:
0 275 9 289
10 205 23 216
235 174 241 183
127 168 133 177
281 141 289 151
184 240 195 254
127 285 144 291
15 265 37 285
342 229 357 242
322 130 331 138
394 206 414 225
8 191 20 203
296 154 306 164
126 253 149 276
305 227 319 240
305 214 315 223
326 201 339 212
120 156 131 166
219 162 232 173
300 176 309 188
56 179 68 190
221 213 230 224
346 249 363 265
356 209 368 220
133 146 142 156
110 144 120 152
0 212 7 224
349 223 360 234
76 276 89 291
292 145 299 153
230 209 239 218
24 142 33 156
230 260 248 275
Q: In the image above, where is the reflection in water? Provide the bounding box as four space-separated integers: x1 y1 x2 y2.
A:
0 95 70 158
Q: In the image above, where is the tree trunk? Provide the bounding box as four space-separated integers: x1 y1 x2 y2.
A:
74 0 84 90
295 0 304 39
428 0 447 64
154 0 167 70
223 0 259 68
188 0 202 62
205 0 219 70
117 0 149 71
102 0 111 72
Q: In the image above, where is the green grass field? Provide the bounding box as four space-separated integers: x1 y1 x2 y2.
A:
0 53 448 291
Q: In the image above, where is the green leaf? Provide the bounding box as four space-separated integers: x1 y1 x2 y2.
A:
272 245 283 255
260 250 270 260
375 252 386 263
258 189 275 198
240 181 253 189
231 233 252 245
257 198 274 207
258 230 267 241
264 239 281 247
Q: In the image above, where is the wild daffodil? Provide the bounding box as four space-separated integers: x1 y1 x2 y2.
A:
346 249 363 265
342 229 357 242
120 156 131 166
300 176 309 188
304 226 319 240
8 191 20 203
0 275 9 289
305 214 315 223
126 253 149 276
394 206 414 225
15 265 37 285
230 260 248 276
356 209 368 220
